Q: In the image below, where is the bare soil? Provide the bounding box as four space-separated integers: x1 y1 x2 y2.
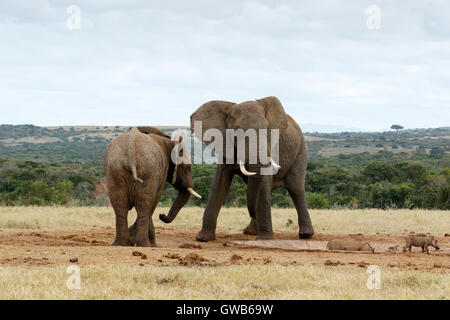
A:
0 227 449 272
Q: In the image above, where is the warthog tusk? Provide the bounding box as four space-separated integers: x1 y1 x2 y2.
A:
238 160 257 176
187 187 202 199
269 158 281 170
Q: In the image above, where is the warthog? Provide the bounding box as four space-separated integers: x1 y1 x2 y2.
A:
403 235 439 254
326 239 375 253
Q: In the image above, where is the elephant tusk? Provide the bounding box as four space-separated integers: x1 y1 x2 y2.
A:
238 160 257 176
269 158 281 170
187 187 202 199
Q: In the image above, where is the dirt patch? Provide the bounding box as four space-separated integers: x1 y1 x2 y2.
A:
357 261 370 268
0 228 448 271
162 252 212 265
324 259 343 266
0 256 52 266
178 243 202 249
180 253 211 266
227 238 449 255
132 251 147 260
230 254 243 263
164 253 182 260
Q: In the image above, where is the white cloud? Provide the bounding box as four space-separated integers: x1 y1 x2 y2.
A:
0 0 449 131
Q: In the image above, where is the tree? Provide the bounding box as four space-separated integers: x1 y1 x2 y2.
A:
362 163 396 183
429 147 444 156
390 124 404 132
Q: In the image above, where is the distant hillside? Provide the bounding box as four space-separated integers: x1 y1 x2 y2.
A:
1 125 448 209
0 124 448 172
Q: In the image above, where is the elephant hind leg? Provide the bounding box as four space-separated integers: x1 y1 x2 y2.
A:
148 218 156 247
108 179 132 246
243 186 258 235
131 184 163 247
128 221 137 246
112 206 131 246
285 152 314 239
286 182 314 239
287 186 314 238
134 206 152 247
129 211 157 247
134 193 161 247
243 219 258 235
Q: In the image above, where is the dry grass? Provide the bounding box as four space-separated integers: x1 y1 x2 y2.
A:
0 264 448 300
0 206 114 231
1 206 448 300
0 206 448 236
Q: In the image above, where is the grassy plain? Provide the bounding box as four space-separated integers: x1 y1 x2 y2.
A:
0 207 448 300
1 206 448 236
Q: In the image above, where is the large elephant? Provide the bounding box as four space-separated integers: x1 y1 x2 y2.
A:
190 96 314 241
104 126 201 247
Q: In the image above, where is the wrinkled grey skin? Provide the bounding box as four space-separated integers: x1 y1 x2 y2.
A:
403 235 440 254
104 127 194 247
326 239 375 253
190 96 314 242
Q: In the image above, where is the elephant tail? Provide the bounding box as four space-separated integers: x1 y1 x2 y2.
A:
131 164 144 185
128 129 145 186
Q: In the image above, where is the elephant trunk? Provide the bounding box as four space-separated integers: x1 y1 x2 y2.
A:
159 188 191 223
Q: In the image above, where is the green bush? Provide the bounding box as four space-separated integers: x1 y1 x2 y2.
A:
306 192 329 209
0 151 448 209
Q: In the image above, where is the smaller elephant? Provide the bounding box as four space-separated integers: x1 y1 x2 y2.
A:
104 127 201 247
326 239 375 253
403 234 439 254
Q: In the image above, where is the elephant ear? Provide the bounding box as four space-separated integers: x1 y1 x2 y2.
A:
256 96 288 131
171 135 184 184
137 126 171 139
190 100 235 146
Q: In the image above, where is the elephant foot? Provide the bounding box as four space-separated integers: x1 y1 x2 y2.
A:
243 219 258 235
149 239 158 247
196 229 215 242
299 229 314 239
255 233 274 240
135 238 152 247
112 238 133 246
299 224 314 239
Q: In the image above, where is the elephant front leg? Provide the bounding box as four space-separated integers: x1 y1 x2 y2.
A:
196 164 234 242
249 175 274 240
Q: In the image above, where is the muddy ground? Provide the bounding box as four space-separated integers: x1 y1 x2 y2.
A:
0 227 449 272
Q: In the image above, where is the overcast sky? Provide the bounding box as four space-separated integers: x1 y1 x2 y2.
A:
0 0 449 131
